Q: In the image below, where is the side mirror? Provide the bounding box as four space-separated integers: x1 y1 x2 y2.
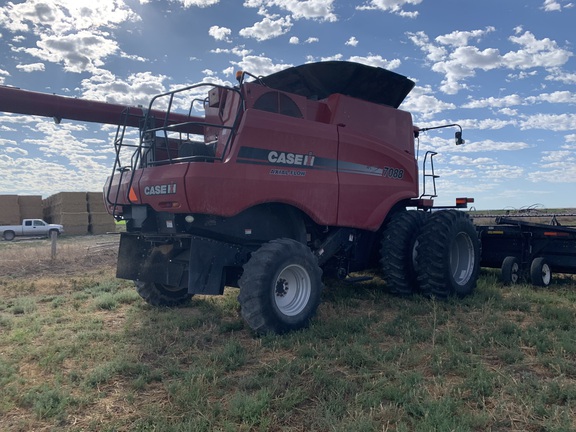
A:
455 131 465 145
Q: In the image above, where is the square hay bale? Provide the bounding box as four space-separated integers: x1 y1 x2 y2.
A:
62 224 89 236
88 212 115 225
45 192 89 213
18 195 43 219
0 195 21 224
50 212 89 226
89 222 117 235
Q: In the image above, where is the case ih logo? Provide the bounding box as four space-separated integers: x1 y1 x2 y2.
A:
144 184 177 196
267 151 315 167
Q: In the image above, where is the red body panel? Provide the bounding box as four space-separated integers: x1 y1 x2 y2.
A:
121 88 418 231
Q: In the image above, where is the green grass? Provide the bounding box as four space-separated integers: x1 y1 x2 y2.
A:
1 269 576 431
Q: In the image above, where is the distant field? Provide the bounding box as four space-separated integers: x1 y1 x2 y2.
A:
469 208 576 226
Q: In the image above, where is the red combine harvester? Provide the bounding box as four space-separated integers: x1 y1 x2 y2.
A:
0 61 480 334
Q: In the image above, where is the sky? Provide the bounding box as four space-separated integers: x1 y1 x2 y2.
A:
0 0 575 211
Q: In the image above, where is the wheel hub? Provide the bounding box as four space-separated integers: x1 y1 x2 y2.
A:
273 264 312 317
275 278 289 297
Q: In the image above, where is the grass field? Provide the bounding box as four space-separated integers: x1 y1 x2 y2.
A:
1 235 575 431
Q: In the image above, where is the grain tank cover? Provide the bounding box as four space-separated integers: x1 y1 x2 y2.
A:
259 61 415 108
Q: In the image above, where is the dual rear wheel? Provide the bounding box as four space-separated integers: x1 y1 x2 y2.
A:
381 210 481 298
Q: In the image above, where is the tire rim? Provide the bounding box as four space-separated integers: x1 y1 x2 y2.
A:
450 232 475 286
274 264 311 317
510 262 519 284
541 263 552 286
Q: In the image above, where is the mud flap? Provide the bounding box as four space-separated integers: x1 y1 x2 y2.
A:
116 233 149 281
188 237 244 295
116 233 186 287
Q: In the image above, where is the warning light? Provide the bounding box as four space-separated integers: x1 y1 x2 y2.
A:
455 197 474 208
236 70 243 82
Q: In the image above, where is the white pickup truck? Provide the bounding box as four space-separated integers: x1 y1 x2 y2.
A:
0 219 64 241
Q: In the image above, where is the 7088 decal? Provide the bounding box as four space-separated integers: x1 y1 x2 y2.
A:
382 167 404 179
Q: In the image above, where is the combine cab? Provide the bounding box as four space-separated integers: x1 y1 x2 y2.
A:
0 61 480 334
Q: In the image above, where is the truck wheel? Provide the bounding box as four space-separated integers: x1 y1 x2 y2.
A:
530 257 552 287
135 281 193 307
3 231 15 241
501 256 521 285
416 210 480 298
380 210 429 295
238 238 323 334
47 229 59 238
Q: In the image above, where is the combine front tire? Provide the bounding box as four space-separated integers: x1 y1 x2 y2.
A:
380 210 429 295
135 281 193 307
238 238 323 334
530 257 552 287
416 210 480 298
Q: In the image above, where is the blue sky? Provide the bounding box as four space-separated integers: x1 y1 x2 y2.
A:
0 0 575 210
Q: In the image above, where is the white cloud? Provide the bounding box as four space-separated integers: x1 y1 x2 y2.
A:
79 69 168 106
503 31 572 70
345 36 358 47
211 45 253 57
174 0 220 7
541 150 574 162
0 0 139 35
356 0 422 18
347 55 401 69
546 69 576 84
209 25 232 42
403 85 456 119
0 68 8 85
243 0 337 22
305 37 319 43
542 0 575 11
12 30 121 73
239 15 292 41
289 36 299 44
15 62 45 72
408 28 573 94
463 94 524 109
435 27 495 47
230 55 292 76
519 113 576 131
527 91 576 104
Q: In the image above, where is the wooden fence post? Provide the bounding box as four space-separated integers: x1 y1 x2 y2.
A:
51 230 58 259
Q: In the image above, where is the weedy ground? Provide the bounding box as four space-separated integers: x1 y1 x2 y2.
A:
0 235 575 431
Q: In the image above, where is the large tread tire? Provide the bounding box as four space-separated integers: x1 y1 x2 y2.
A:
135 281 193 307
416 210 480 298
501 256 521 285
3 231 15 241
530 257 552 287
238 238 323 335
380 210 429 295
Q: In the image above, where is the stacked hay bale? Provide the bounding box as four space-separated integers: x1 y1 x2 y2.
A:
0 195 21 225
18 195 43 220
43 192 89 236
86 192 116 234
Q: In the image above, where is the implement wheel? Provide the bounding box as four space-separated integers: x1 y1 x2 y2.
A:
380 210 429 295
416 210 480 298
135 281 192 307
530 257 552 287
238 238 323 334
501 256 521 285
